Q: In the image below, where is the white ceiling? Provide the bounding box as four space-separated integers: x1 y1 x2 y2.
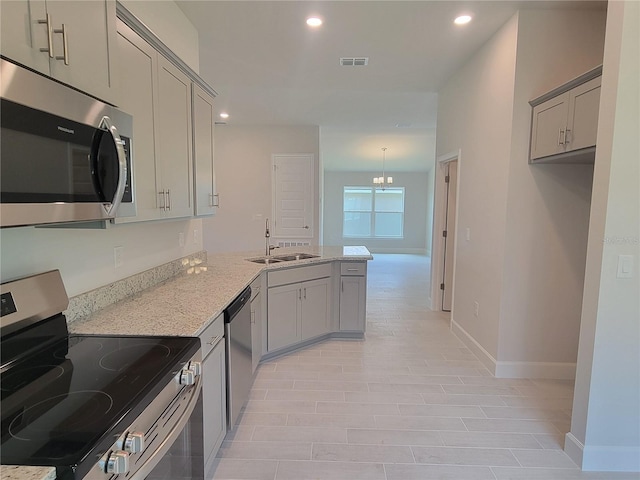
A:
176 0 604 172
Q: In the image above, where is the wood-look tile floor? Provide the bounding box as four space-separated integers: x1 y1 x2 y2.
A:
212 254 637 480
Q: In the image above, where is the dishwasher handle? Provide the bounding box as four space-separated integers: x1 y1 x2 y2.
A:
224 286 252 323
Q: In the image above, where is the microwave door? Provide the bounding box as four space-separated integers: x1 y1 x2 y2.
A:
90 117 127 217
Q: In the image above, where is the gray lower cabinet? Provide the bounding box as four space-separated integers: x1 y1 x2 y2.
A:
339 262 367 332
267 264 332 353
250 279 263 373
200 315 226 476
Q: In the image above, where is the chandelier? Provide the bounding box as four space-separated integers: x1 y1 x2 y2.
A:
373 147 393 189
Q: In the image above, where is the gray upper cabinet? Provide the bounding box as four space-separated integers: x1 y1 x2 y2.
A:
530 67 602 164
1 0 116 104
193 84 219 216
156 55 194 219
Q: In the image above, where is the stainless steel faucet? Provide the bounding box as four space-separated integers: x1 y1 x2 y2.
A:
265 218 271 255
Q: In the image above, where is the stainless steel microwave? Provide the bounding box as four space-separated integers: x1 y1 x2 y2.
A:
0 58 135 228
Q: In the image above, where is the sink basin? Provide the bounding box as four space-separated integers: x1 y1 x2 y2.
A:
273 253 320 261
248 257 283 264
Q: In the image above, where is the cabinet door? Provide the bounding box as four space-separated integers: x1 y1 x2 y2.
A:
267 283 300 352
301 277 331 340
0 0 50 75
156 55 193 219
203 340 227 476
193 84 217 216
339 276 366 332
114 20 162 223
250 291 262 373
46 0 116 103
530 92 570 160
566 76 601 152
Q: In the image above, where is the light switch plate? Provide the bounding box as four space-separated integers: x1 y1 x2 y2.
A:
617 255 635 279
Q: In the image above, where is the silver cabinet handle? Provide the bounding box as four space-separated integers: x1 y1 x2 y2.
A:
565 129 571 144
158 190 166 211
213 193 220 207
166 189 171 211
98 116 127 217
298 288 301 300
341 280 344 293
206 335 222 346
347 268 359 271
53 23 69 65
38 14 54 58
303 287 307 299
558 128 566 145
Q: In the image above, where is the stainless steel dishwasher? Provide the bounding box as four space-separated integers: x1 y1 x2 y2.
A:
224 286 252 430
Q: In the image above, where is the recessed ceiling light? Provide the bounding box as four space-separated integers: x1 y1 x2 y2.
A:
454 15 472 25
306 17 322 27
219 112 229 119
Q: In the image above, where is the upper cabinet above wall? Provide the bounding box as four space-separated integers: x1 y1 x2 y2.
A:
529 66 602 164
0 0 117 104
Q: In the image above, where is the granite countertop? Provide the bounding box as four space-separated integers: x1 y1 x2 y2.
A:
70 245 372 337
9 246 371 480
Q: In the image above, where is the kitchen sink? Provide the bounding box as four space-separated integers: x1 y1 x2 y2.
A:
247 253 320 264
273 253 320 261
248 257 283 264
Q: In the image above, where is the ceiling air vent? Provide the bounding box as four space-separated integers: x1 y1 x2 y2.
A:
340 57 369 67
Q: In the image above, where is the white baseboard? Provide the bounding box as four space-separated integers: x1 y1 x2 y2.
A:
560 433 639 473
450 319 497 374
367 247 428 255
451 319 577 379
565 433 584 468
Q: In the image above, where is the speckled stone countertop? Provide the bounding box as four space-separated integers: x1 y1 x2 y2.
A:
0 466 56 480
9 246 371 480
69 245 372 337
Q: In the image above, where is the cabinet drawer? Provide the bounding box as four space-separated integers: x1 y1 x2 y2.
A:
200 313 224 359
268 263 332 287
341 262 366 276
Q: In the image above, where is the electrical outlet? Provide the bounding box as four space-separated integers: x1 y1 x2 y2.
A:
178 232 185 247
114 246 124 268
473 301 479 317
193 229 199 244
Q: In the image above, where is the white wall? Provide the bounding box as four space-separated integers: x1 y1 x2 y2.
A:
436 13 519 360
202 125 320 254
568 0 640 471
323 171 431 254
436 9 606 375
121 0 200 73
498 9 606 368
0 2 203 297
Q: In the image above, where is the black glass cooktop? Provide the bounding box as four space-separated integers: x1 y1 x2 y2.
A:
0 316 199 469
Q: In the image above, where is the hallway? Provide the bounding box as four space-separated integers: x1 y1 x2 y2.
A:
213 254 637 480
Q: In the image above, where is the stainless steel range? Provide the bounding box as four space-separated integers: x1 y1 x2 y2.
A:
0 270 204 480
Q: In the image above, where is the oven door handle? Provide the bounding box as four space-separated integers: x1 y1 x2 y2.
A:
98 115 128 218
129 379 202 480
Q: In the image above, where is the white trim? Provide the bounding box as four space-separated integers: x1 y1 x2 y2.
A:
565 432 584 468
367 247 428 255
452 319 577 379
437 150 460 164
451 319 497 374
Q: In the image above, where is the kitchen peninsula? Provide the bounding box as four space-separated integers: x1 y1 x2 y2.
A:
3 246 372 480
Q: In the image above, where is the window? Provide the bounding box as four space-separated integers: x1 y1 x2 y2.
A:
343 187 405 238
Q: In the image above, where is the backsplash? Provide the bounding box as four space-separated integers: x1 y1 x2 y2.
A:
65 251 207 324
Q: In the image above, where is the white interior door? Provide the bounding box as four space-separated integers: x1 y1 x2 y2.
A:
272 154 314 238
442 161 458 312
